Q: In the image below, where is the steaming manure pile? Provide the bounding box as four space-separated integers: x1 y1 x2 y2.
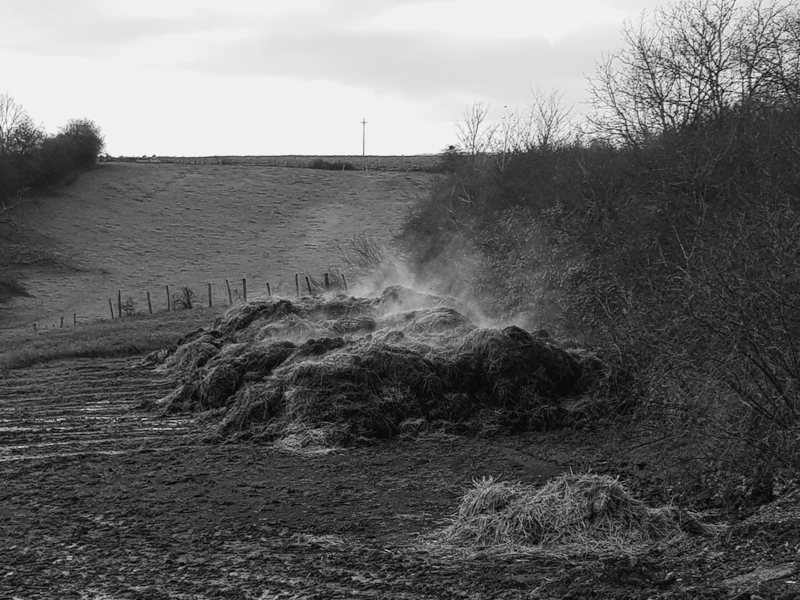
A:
143 286 605 451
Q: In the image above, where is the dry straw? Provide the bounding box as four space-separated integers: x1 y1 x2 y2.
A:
437 473 708 556
272 422 343 457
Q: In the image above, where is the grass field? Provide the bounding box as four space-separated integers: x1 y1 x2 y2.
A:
1 161 434 329
0 306 220 370
134 154 442 171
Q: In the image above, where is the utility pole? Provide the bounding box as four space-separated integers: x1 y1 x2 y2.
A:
360 118 367 157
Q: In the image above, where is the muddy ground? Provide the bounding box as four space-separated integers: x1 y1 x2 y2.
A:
2 357 799 599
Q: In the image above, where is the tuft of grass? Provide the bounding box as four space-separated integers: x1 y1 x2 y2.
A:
0 307 221 370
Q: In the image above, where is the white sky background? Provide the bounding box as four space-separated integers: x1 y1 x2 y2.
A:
1 0 662 156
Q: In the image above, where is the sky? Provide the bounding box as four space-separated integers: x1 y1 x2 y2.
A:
1 0 662 157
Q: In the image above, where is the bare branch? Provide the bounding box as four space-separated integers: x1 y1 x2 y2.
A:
586 0 800 145
455 102 498 155
0 189 28 227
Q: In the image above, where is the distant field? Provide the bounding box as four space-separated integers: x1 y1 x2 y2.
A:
2 162 435 329
117 154 442 172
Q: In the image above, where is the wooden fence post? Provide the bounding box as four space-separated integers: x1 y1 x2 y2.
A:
146 291 153 314
266 282 271 297
166 285 171 311
60 316 64 328
324 273 330 289
305 276 312 295
226 279 233 305
295 273 300 296
108 299 114 319
242 278 247 303
118 290 122 319
73 313 77 325
208 283 213 307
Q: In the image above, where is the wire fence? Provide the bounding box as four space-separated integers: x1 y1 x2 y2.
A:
30 270 350 332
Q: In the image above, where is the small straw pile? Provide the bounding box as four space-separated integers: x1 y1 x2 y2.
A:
272 422 343 457
441 473 705 555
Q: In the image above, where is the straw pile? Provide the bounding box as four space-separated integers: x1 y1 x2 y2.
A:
441 474 706 554
144 286 607 446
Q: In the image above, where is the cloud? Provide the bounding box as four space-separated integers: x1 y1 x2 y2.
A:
190 21 623 110
0 0 664 155
0 0 249 60
1 0 642 105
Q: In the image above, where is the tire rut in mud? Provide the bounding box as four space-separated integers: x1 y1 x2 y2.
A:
0 358 194 461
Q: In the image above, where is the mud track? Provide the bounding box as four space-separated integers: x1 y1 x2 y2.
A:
1 358 591 600
4 358 793 599
0 359 190 462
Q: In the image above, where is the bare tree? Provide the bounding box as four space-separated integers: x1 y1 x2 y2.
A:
734 0 800 106
587 0 800 146
527 88 574 150
455 102 498 155
0 93 39 155
455 93 574 171
492 106 526 170
0 94 43 226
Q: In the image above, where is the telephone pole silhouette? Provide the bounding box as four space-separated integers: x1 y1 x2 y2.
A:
360 118 367 156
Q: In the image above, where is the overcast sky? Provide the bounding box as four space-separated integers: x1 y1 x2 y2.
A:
1 0 662 156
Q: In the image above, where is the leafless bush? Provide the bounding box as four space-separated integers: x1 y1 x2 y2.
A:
674 203 799 460
121 296 137 317
172 286 196 310
455 102 498 157
339 234 393 274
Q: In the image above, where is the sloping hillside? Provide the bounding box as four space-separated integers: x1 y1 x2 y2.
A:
2 162 433 329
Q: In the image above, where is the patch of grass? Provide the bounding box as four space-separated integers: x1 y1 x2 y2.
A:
0 307 221 370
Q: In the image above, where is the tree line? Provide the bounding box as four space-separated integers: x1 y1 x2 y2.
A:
0 93 104 222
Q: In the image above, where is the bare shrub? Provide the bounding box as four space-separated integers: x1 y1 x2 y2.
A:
121 296 137 317
338 234 411 294
339 234 390 272
309 158 357 171
172 286 196 310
